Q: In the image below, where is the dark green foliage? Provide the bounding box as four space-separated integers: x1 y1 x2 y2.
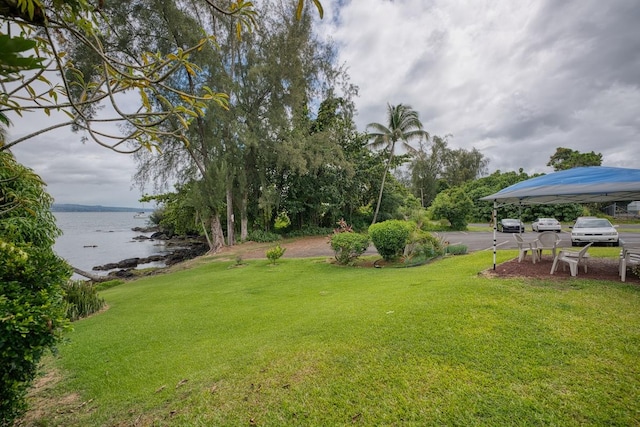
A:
330 232 370 265
142 188 201 237
285 226 333 238
368 220 411 261
1 152 71 426
428 187 474 230
62 280 106 321
547 147 603 171
247 230 282 243
445 244 468 255
266 245 286 264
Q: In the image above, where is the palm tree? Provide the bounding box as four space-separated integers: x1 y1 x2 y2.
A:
367 103 429 224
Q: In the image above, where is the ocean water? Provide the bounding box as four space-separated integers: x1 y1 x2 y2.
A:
53 211 169 276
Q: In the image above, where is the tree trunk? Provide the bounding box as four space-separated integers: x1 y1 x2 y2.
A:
240 191 248 241
72 267 112 283
371 145 395 226
209 213 225 254
226 186 235 246
371 161 390 225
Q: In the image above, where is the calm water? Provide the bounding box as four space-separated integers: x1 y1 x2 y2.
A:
54 212 169 276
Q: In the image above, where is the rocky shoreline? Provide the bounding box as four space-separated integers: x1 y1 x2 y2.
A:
88 226 209 279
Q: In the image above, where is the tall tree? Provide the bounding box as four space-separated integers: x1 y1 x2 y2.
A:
132 1 346 249
367 104 429 224
547 147 603 171
441 147 489 186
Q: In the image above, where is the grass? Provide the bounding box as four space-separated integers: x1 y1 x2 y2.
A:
26 251 640 426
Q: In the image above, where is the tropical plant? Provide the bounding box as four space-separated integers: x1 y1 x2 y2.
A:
62 280 106 321
330 232 370 265
367 104 429 224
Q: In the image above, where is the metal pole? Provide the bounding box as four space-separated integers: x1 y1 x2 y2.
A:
493 201 497 270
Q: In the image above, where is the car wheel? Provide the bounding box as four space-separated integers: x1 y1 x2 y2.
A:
613 241 619 247
571 241 578 247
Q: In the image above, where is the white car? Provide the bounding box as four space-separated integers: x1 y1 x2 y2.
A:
570 217 619 246
531 217 562 232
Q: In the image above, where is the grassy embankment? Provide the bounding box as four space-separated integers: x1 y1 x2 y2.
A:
27 249 640 426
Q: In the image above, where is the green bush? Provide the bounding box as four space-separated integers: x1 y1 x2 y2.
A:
274 211 291 232
368 220 411 261
1 152 71 425
330 232 370 265
445 244 468 255
248 230 282 243
404 230 445 265
266 244 286 264
62 280 106 321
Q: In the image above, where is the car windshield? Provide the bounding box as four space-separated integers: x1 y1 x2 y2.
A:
575 219 612 228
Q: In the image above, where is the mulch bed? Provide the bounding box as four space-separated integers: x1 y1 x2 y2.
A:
488 254 640 284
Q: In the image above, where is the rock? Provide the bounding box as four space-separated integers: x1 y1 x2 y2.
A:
132 226 159 233
132 235 150 240
91 236 208 273
108 269 135 278
164 244 209 265
150 231 170 240
93 257 140 271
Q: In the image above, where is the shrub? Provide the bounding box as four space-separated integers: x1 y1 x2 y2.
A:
368 220 411 261
62 280 106 321
266 244 286 264
445 244 468 255
330 232 370 265
248 230 282 243
404 230 445 264
274 211 291 232
428 188 473 230
1 152 71 425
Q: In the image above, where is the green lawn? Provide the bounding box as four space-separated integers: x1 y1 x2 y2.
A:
28 251 640 426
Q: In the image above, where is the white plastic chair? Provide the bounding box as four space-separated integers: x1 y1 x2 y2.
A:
514 233 537 264
550 243 592 277
619 247 640 282
534 231 560 260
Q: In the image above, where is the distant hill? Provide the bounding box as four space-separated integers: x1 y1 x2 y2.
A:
52 204 148 213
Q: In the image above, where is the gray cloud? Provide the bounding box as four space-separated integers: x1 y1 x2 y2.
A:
320 0 640 174
8 0 640 207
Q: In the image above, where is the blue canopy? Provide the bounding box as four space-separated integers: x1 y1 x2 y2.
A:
480 166 640 205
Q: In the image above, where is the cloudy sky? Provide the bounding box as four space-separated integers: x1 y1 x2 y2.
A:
10 0 640 207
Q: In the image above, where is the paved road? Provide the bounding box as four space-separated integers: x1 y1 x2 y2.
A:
435 224 640 253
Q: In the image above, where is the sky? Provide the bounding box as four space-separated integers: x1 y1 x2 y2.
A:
9 0 640 207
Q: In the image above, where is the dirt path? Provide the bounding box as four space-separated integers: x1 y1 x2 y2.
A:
211 235 350 260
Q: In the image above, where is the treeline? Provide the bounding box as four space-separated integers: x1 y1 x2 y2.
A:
63 2 598 247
